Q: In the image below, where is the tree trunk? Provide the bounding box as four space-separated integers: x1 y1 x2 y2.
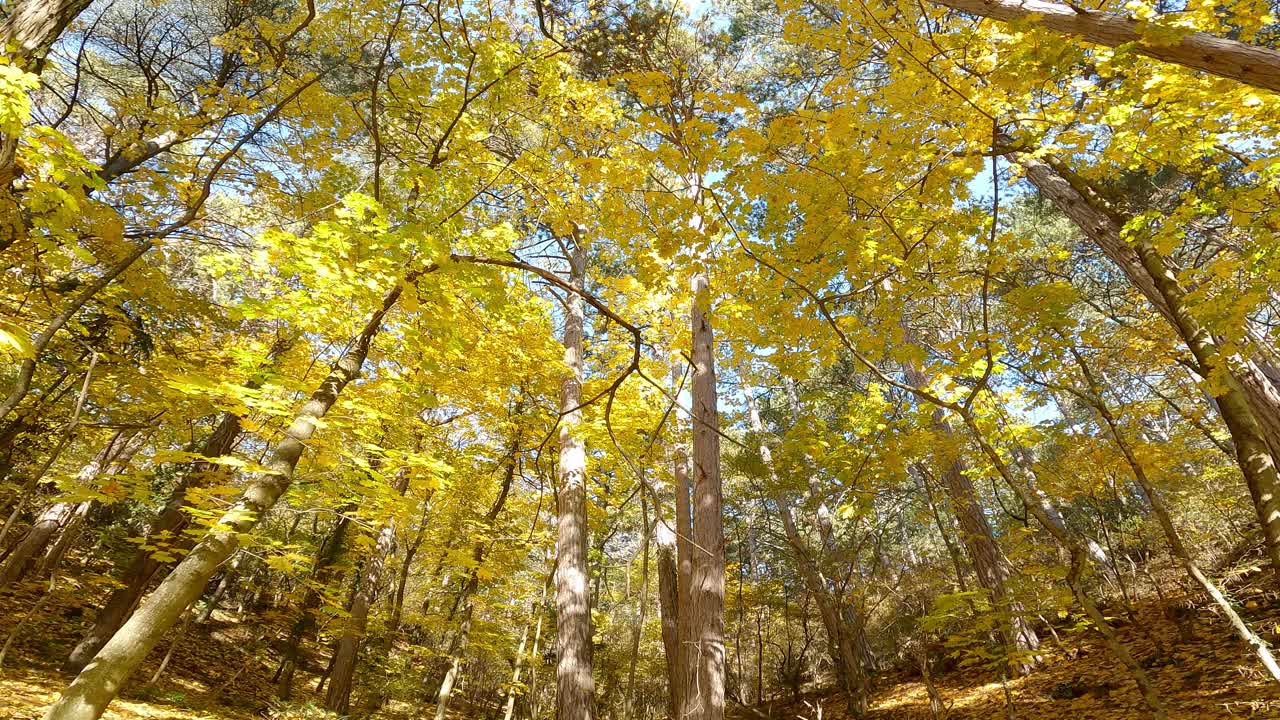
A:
0 0 94 65
926 0 1280 91
555 240 595 720
0 241 154 427
1 430 144 589
65 384 268 673
504 578 549 720
742 383 866 709
625 492 651 718
673 360 694 716
960 414 1169 719
41 276 407 720
1017 154 1280 577
433 403 523 718
681 268 725 720
276 511 352 700
324 464 409 714
1069 350 1280 683
905 363 1040 663
655 513 681 719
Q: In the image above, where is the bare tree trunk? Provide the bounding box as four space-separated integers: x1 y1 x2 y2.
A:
325 520 395 713
625 492 651 718
681 268 725 720
0 0 95 182
555 240 595 720
0 0 94 65
915 645 948 720
41 277 407 720
505 578 549 720
926 0 1280 91
673 359 693 716
900 362 1040 667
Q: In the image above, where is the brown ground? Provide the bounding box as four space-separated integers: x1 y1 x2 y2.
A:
2 568 1279 720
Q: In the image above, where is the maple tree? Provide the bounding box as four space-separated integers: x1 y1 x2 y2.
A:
0 0 1278 719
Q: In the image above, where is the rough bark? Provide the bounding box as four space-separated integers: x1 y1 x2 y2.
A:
682 269 725 720
906 364 1022 611
555 241 595 720
0 0 94 65
41 277 406 720
673 367 693 717
927 0 1280 92
324 511 396 713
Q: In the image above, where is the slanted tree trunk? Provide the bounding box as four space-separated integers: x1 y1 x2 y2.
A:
903 363 1040 669
681 268 725 720
64 360 284 673
0 0 94 66
1016 154 1280 578
1067 349 1280 683
959 414 1169 719
925 0 1280 91
0 0 95 183
555 240 595 720
0 241 154 424
1 430 145 589
41 275 410 720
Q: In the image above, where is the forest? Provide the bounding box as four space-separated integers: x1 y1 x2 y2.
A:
1 0 1280 718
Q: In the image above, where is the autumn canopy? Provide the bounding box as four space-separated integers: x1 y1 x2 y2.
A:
1 0 1280 719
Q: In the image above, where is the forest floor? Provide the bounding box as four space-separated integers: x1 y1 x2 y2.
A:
2 565 1279 720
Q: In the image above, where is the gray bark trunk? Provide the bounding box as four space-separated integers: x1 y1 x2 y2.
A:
0 0 94 65
1 430 144 589
655 515 680 719
682 269 725 720
66 383 265 672
554 241 595 720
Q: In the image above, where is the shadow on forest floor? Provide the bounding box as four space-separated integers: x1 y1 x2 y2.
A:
2 564 1279 720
